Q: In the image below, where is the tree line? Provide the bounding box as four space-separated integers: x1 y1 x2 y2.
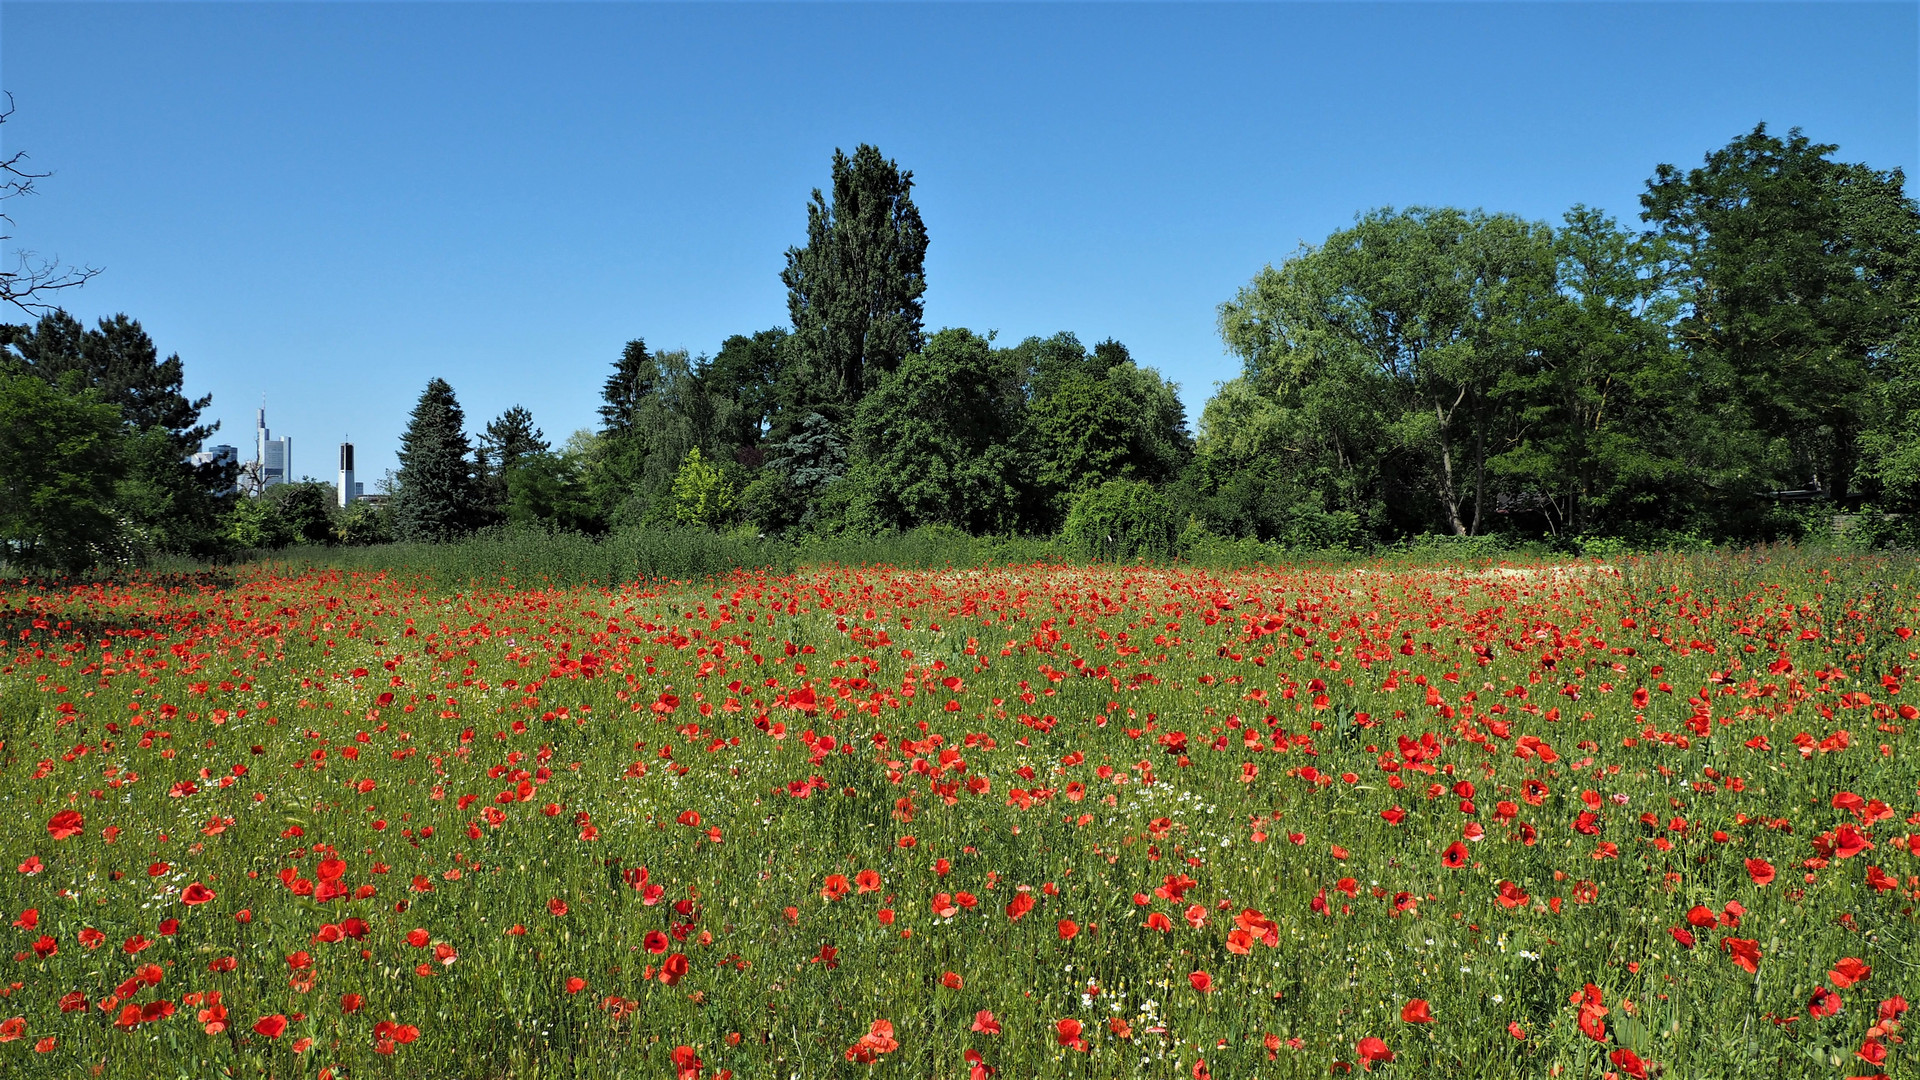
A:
4 126 1916 572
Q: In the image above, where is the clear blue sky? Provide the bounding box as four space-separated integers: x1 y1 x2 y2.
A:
3 3 1915 485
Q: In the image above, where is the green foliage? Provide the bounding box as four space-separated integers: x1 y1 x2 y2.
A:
709 327 791 450
1218 206 1561 539
223 482 337 550
223 494 289 550
1060 479 1177 561
1858 334 1920 509
334 499 391 546
0 371 125 572
846 328 1024 534
267 481 337 545
1013 333 1191 526
505 446 599 535
1485 207 1702 539
477 404 548 519
750 411 847 535
1642 123 1920 509
3 311 232 557
391 378 483 543
588 343 733 527
670 447 738 529
782 145 928 413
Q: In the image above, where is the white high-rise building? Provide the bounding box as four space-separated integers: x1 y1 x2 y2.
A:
256 408 292 487
338 442 356 507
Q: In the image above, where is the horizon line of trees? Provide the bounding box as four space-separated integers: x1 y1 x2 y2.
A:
384 125 1918 553
5 124 1917 572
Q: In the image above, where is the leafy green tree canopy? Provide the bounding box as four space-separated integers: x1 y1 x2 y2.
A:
0 371 125 572
1218 206 1559 537
845 328 1023 534
1642 123 1919 504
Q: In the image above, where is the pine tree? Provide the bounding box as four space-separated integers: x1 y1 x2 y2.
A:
393 378 482 543
598 339 655 437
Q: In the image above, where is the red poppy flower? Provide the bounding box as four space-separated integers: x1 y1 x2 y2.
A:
854 869 882 893
1608 1047 1649 1079
1685 905 1718 929
658 953 689 985
1440 842 1469 869
1808 986 1843 1018
1745 858 1775 886
181 883 215 906
1005 892 1034 921
942 971 963 990
971 1010 1001 1035
1056 1018 1087 1051
845 1018 899 1063
46 810 84 841
253 1014 288 1039
548 898 569 917
1495 881 1529 909
1722 937 1762 974
1058 919 1079 941
1189 971 1213 992
1356 1036 1394 1069
821 874 851 901
1829 957 1870 988
1400 999 1433 1024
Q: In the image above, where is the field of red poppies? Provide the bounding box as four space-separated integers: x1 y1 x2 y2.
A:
0 549 1915 1079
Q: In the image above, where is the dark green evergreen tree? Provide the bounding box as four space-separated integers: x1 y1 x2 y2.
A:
477 405 548 517
392 378 482 543
782 146 928 415
598 339 656 436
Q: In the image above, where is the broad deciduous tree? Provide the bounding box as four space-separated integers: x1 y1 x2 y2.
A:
1642 124 1920 507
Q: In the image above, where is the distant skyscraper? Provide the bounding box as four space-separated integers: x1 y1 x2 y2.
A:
338 442 356 507
190 444 240 494
256 408 292 487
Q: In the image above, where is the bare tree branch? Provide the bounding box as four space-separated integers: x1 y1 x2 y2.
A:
0 93 100 318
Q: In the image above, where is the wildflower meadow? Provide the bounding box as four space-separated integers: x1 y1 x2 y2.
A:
0 548 1915 1079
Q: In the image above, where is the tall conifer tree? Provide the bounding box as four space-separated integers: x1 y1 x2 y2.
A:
393 378 481 542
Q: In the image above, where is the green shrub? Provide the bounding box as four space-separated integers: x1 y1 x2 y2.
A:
1060 480 1176 561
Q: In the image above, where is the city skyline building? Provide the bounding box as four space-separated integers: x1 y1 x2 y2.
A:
189 444 240 494
338 442 356 508
256 408 292 488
